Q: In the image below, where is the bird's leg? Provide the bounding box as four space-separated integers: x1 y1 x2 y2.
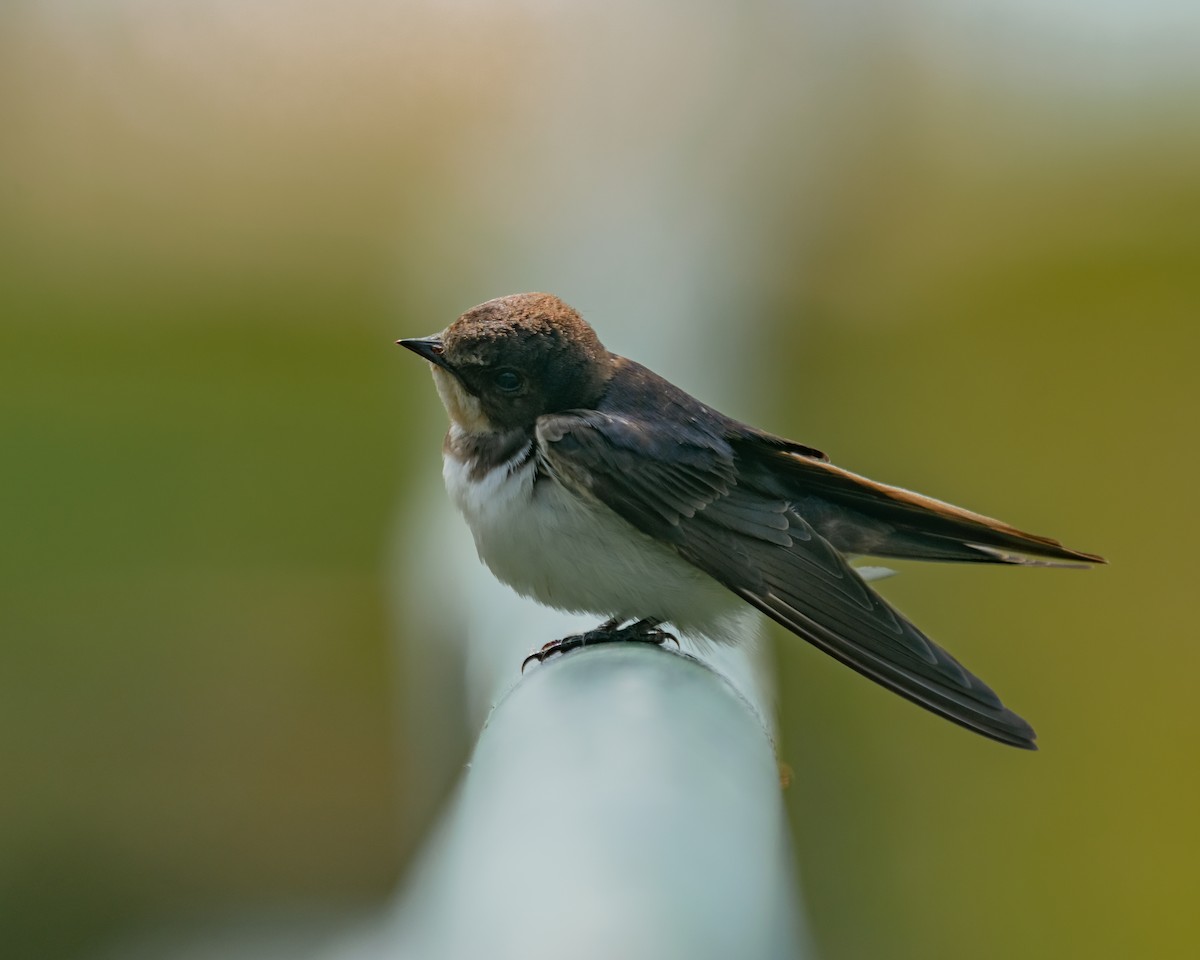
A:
520 617 677 671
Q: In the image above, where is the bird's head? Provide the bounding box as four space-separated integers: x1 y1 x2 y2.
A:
400 293 614 433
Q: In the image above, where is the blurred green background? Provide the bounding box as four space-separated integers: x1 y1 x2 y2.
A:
2 2 1197 959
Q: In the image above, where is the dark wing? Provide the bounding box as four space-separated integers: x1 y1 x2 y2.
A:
536 411 1038 749
738 430 1105 566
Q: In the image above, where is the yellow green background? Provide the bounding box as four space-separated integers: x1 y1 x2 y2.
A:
2 4 1197 958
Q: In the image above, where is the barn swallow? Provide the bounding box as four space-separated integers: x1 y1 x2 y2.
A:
399 293 1103 749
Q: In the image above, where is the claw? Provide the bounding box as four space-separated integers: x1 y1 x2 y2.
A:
625 619 678 649
519 650 541 673
519 618 677 672
521 635 578 672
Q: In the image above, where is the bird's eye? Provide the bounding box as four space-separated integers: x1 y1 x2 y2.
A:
494 369 523 393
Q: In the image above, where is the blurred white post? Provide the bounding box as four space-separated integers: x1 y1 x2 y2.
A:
394 644 806 960
381 3 843 959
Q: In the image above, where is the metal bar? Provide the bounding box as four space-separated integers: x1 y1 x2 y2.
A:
395 643 811 960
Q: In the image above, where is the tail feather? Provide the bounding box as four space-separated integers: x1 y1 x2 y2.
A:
863 532 1095 567
738 436 1105 566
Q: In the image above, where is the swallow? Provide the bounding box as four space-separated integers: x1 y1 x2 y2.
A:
399 293 1103 748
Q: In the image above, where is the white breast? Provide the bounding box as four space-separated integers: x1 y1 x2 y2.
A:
442 439 746 643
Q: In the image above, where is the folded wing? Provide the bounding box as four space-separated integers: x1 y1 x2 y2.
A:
536 411 1039 748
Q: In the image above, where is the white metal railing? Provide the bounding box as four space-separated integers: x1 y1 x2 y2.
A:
393 642 811 960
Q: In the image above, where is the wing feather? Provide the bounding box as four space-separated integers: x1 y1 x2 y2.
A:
537 411 1038 748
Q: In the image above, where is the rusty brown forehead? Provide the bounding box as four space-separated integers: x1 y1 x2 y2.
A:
453 292 587 333
441 294 608 372
443 316 554 356
445 312 592 350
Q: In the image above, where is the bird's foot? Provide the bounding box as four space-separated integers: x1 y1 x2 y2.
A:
520 618 678 671
615 618 679 650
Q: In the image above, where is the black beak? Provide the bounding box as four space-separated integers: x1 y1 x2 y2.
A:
397 335 449 369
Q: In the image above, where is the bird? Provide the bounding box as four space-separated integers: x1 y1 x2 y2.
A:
399 292 1103 749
